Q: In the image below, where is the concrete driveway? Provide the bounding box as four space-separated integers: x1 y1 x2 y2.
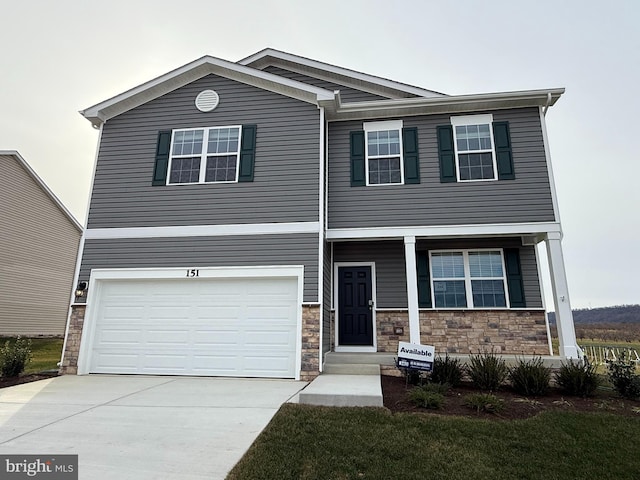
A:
0 375 306 479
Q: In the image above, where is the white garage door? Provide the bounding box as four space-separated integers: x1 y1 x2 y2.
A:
87 277 299 378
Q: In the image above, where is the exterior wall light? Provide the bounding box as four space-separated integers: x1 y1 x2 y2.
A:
75 281 88 298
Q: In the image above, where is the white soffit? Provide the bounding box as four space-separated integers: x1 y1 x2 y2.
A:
80 55 334 127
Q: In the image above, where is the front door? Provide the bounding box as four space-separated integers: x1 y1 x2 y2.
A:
338 266 374 346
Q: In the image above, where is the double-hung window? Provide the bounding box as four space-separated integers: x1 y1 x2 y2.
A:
430 249 508 308
168 126 241 185
451 114 497 181
364 120 404 186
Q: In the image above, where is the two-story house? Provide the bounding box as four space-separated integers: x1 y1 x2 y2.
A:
60 49 579 381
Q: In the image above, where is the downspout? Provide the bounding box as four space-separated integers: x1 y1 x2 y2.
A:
59 122 104 369
317 106 325 373
542 92 552 116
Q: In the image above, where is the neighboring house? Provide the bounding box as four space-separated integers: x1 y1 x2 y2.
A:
0 151 82 336
60 49 579 380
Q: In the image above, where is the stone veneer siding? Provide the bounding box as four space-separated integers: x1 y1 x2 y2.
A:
60 304 321 380
375 309 549 356
60 305 84 375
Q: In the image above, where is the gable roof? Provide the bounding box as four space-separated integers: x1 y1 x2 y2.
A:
0 150 82 231
238 48 446 99
81 55 335 128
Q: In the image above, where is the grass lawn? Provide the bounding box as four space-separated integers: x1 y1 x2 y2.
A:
0 337 63 375
228 404 640 480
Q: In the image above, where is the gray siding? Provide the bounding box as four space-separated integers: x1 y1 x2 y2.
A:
333 238 542 309
87 74 320 229
0 155 81 336
328 108 555 228
264 66 387 103
79 234 319 302
322 241 332 355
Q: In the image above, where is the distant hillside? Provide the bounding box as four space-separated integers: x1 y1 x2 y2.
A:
548 305 640 325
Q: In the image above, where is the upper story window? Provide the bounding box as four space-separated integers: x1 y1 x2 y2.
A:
430 249 508 309
364 120 404 186
168 126 241 185
451 115 497 182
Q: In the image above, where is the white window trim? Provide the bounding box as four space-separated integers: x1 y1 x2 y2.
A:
428 248 510 309
167 125 242 185
363 119 404 187
450 114 498 183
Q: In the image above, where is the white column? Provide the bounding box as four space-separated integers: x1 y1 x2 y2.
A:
404 236 420 344
545 232 579 359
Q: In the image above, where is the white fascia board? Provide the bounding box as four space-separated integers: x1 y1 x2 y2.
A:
238 48 445 98
85 221 320 240
0 150 83 231
326 222 562 240
80 56 334 127
328 88 565 121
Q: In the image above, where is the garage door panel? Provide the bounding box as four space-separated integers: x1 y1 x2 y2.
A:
88 276 298 378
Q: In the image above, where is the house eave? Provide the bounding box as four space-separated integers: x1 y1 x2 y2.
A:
326 88 565 121
81 55 334 127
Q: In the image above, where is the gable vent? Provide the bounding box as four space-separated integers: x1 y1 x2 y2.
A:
195 90 220 112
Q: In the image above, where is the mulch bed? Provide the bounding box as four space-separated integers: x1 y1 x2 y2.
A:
381 374 640 420
0 372 58 389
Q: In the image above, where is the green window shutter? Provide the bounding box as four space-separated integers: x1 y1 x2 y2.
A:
437 125 457 183
238 124 257 182
152 130 172 186
504 248 526 308
350 130 366 186
417 251 432 308
493 121 515 180
402 127 420 184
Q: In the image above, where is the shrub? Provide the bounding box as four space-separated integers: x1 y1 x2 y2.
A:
0 337 33 378
554 360 600 397
409 385 446 410
466 351 508 391
607 351 640 400
508 357 551 396
399 367 424 386
430 354 464 387
463 393 505 414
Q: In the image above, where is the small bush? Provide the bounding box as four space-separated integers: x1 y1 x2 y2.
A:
430 354 464 387
467 351 508 391
463 393 505 414
409 386 446 410
607 351 640 400
0 337 33 378
554 360 600 397
399 367 424 386
508 357 551 396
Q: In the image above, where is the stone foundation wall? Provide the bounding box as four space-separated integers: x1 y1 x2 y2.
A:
376 311 410 353
419 310 549 355
59 305 85 375
300 305 321 381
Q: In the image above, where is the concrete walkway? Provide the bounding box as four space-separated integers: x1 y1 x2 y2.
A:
0 375 306 479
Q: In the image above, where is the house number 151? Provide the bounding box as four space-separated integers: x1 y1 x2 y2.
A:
186 269 199 277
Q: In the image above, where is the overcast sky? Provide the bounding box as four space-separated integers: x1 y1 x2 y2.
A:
1 0 638 310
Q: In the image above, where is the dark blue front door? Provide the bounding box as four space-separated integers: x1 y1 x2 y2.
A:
338 266 373 346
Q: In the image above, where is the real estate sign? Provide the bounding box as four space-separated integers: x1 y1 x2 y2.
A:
397 341 435 372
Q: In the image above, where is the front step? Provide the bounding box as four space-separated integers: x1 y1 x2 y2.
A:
298 374 383 407
322 363 380 375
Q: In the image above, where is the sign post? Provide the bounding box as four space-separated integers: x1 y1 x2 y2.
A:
396 341 435 372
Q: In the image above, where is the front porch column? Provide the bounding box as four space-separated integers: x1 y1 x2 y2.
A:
545 232 579 359
404 236 420 343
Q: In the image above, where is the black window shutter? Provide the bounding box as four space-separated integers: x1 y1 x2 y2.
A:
437 125 457 183
417 251 432 308
504 248 526 308
402 127 420 184
493 121 515 180
238 124 257 182
152 130 172 186
350 130 366 186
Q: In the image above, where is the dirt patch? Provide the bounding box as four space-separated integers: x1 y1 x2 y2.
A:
0 372 58 389
381 374 640 420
